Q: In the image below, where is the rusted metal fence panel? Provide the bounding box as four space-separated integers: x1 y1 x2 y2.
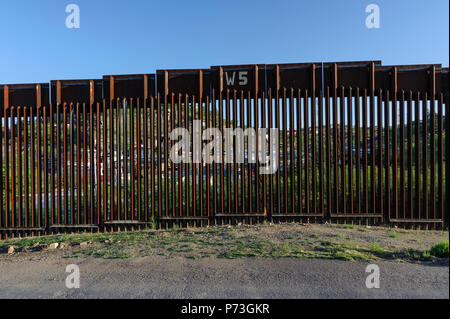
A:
1 61 448 238
155 69 211 227
103 74 155 101
209 65 266 224
50 79 103 105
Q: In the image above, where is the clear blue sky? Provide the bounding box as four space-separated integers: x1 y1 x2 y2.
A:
0 0 448 84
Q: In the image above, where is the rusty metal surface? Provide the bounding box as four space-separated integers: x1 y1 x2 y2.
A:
50 79 103 105
1 60 449 238
102 74 155 101
1 83 49 111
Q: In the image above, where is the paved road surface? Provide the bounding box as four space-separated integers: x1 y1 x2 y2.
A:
0 256 448 299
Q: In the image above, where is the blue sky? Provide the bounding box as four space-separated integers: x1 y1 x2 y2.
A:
0 0 448 84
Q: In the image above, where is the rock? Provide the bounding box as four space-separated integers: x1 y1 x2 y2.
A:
59 242 70 249
79 241 90 247
8 246 16 254
48 243 59 250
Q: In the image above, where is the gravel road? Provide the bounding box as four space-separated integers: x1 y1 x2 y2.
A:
0 255 448 299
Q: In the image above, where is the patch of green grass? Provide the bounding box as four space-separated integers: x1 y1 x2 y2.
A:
313 241 371 261
341 224 357 229
91 251 131 259
387 232 399 239
220 239 375 261
310 234 320 239
394 248 432 261
334 224 369 232
319 240 333 246
342 241 357 249
429 241 449 258
369 242 384 254
0 233 111 249
421 251 431 260
168 245 194 253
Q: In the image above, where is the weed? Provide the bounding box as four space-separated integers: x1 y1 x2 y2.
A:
369 242 384 253
149 216 157 230
387 232 399 239
429 241 449 258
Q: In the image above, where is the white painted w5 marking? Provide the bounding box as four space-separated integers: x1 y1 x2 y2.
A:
225 71 248 86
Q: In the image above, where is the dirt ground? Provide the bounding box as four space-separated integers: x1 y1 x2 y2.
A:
0 223 448 299
1 223 448 262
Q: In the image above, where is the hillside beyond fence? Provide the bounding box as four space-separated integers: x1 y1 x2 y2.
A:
1 61 449 239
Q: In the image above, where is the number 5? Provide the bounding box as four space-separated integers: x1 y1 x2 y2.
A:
239 72 248 86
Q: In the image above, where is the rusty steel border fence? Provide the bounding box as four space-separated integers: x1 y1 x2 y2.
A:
1 61 449 238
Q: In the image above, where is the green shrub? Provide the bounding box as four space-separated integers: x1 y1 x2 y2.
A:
429 241 449 258
369 242 384 253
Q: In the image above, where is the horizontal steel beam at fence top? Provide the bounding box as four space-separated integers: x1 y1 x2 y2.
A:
1 60 448 111
103 74 156 102
1 83 49 111
50 79 103 106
